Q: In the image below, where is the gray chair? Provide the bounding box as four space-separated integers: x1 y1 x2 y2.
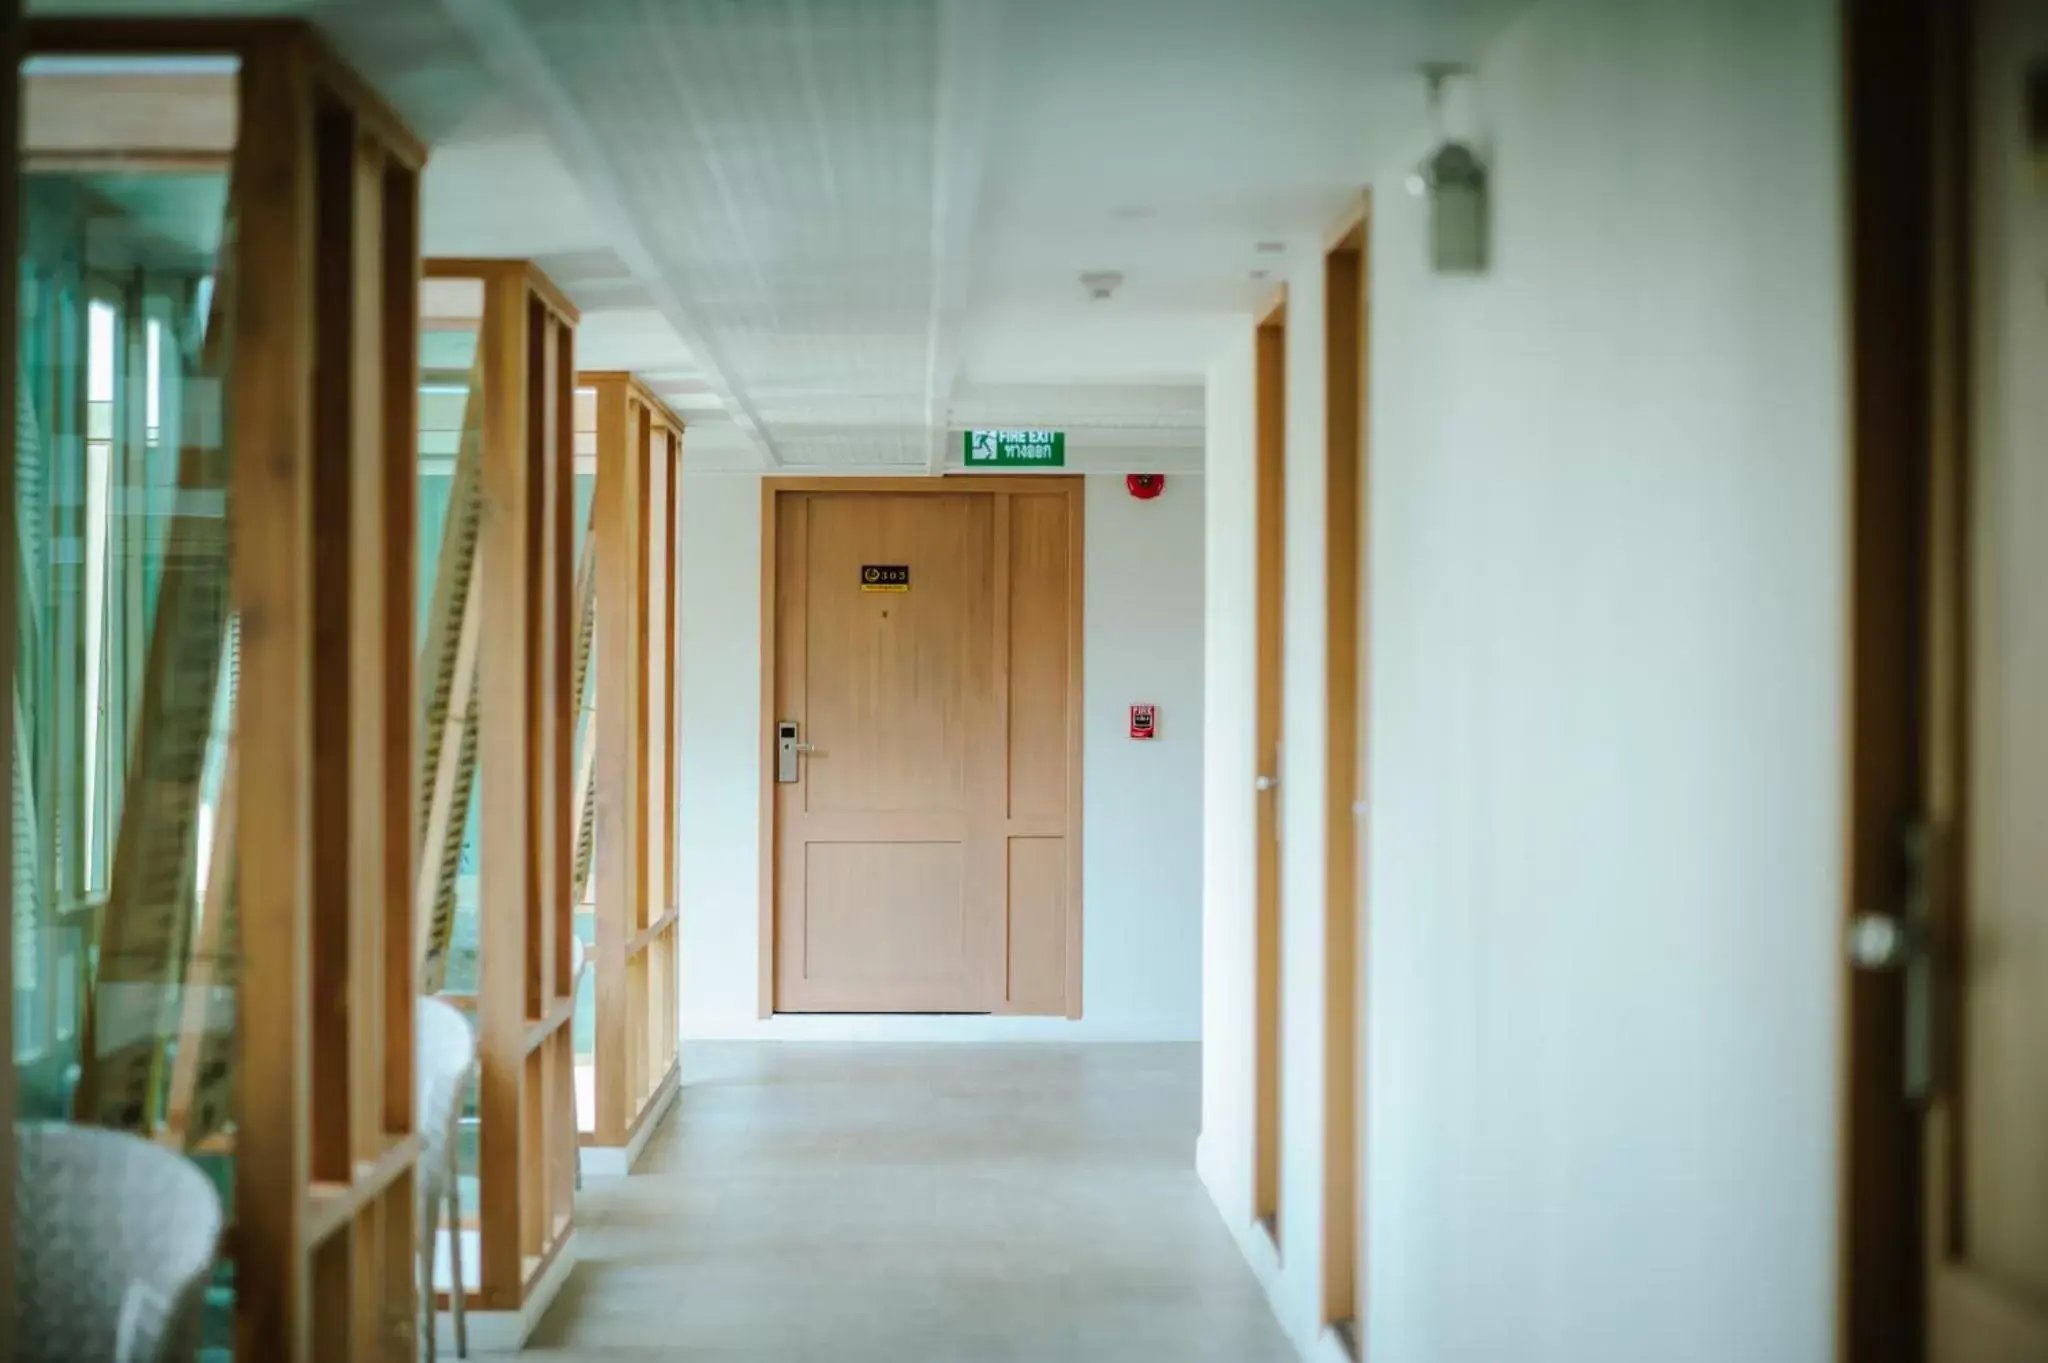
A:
14 1121 224 1363
417 997 477 1362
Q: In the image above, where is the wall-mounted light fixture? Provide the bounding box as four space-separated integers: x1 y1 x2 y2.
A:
1404 63 1488 275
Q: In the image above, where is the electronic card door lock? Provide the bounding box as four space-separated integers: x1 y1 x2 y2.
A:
776 721 815 783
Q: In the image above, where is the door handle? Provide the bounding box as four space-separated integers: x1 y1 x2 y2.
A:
1846 820 1938 1104
1255 774 1278 792
1846 912 1923 971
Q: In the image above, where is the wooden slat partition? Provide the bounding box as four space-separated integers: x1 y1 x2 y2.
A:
413 340 485 990
423 259 581 1314
581 371 683 1156
19 19 429 1359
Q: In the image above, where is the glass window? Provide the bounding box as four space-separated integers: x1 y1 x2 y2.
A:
15 59 236 1147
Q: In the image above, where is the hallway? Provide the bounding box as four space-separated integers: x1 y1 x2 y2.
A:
526 1045 1294 1362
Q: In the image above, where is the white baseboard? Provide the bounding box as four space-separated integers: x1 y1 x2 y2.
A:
1194 1130 1221 1190
679 1012 1198 1044
1308 1329 1359 1363
433 1230 578 1355
1197 1139 1301 1360
579 1072 681 1179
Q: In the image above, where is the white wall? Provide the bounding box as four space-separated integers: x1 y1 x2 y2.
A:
1200 1 1847 1360
676 472 1206 1042
1197 328 1258 1222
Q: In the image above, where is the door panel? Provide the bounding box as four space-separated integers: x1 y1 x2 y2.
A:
801 841 967 986
1927 2 2048 1356
775 492 993 1011
1005 494 1069 823
801 494 983 814
1004 837 1067 1013
771 485 1082 1016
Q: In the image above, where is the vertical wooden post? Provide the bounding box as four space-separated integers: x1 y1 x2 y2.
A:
234 34 319 1359
373 149 423 1360
591 379 645 1148
422 260 579 1317
644 411 671 1091
547 315 578 1235
582 373 682 1157
593 376 638 1137
476 266 532 1303
646 422 680 1090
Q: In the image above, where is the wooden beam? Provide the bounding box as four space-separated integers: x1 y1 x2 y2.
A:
590 375 646 1147
232 34 318 1359
429 257 580 326
308 83 357 1189
475 267 533 1303
21 70 238 161
379 151 421 1156
550 318 576 1006
344 128 392 1171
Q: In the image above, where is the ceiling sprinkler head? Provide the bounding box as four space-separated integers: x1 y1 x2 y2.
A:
1080 270 1124 301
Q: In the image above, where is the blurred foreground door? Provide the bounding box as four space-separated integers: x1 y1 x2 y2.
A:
1846 1 2048 1359
1918 3 2048 1358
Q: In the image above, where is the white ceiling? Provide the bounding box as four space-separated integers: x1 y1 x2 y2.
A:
30 0 1530 472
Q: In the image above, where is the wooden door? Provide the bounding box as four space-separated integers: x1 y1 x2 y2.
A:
769 483 1083 1016
1253 295 1286 1237
1845 1 2048 1358
1321 208 1368 1351
1921 3 2048 1357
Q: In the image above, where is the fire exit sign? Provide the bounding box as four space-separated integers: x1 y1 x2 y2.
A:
963 429 1065 468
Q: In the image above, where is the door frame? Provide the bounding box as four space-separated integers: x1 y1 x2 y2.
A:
1839 0 1966 1356
755 475 1087 1019
1320 195 1370 1353
1253 284 1288 1242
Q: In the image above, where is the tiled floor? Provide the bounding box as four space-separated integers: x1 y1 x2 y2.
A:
523 1042 1295 1362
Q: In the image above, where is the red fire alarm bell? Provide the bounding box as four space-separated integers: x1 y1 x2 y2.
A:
1129 704 1158 740
1126 473 1165 500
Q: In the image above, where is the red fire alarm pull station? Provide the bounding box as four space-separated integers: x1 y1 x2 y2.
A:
1129 704 1158 740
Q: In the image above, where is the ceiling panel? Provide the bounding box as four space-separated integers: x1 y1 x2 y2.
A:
31 0 1540 474
500 0 946 467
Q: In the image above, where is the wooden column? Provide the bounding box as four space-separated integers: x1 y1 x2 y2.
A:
582 372 683 1157
423 259 581 1313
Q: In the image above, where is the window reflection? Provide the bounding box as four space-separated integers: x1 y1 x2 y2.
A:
14 68 235 1141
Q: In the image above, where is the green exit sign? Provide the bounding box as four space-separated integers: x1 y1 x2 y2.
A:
963 429 1066 468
